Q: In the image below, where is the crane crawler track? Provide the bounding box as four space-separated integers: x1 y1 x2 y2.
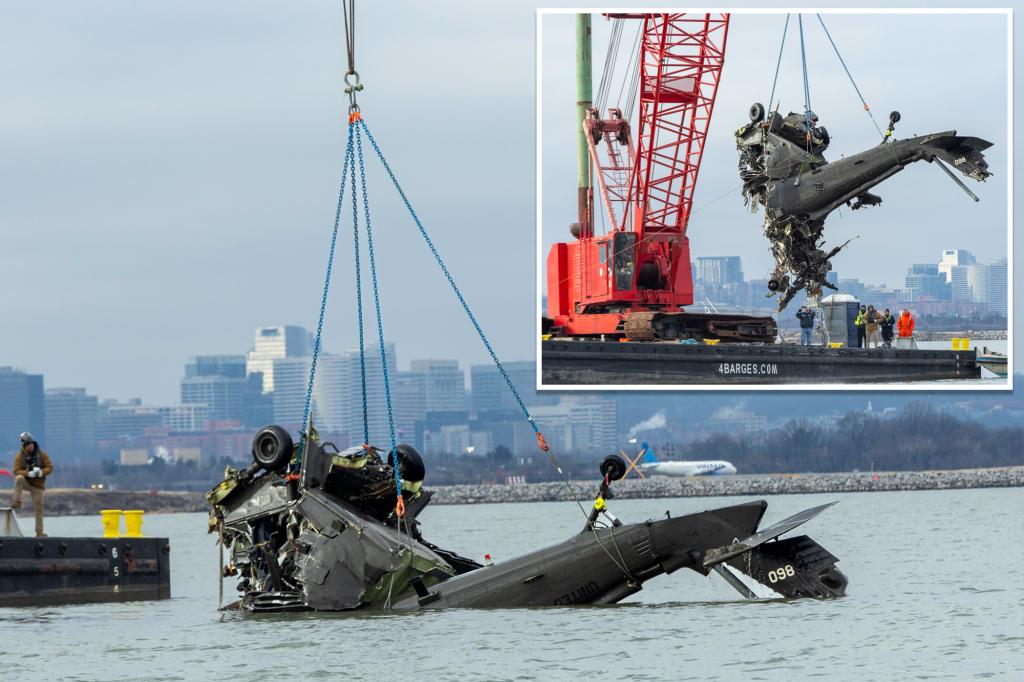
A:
622 311 777 343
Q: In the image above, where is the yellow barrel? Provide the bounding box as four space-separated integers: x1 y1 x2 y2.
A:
101 509 122 538
123 510 144 538
951 337 961 350
960 338 970 350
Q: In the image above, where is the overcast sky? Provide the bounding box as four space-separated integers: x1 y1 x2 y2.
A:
0 1 1019 406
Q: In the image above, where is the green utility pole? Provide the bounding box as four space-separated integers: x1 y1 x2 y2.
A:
575 13 593 238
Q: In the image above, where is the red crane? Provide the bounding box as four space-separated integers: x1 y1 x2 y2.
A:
545 13 776 342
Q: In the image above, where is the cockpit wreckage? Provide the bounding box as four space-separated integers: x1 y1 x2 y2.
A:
208 426 848 612
736 104 992 310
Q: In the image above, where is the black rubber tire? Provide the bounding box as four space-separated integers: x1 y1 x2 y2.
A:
251 425 294 472
600 454 628 482
749 102 765 123
889 110 901 124
389 444 426 483
818 126 830 146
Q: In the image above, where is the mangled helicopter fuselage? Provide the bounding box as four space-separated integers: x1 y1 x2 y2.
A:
208 425 848 612
736 103 992 310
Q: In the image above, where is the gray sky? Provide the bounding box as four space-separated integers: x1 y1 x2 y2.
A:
1 2 1019 406
541 10 1009 287
1 0 539 404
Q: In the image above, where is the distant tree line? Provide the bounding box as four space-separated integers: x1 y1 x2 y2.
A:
13 404 1022 492
688 403 1023 473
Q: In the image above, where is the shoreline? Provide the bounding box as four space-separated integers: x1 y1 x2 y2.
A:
429 466 1024 505
4 466 1021 517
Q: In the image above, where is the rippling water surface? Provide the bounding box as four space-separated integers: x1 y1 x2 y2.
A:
2 488 1021 680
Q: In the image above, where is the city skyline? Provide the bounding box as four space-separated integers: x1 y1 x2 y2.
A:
694 248 1009 316
9 244 1009 407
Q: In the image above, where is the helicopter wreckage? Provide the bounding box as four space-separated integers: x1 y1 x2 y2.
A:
736 104 992 310
208 426 847 612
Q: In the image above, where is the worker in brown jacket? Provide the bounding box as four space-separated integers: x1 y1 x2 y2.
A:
864 305 881 349
10 432 53 537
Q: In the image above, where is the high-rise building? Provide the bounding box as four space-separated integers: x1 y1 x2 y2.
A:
271 356 314 428
939 249 975 283
904 264 951 301
44 387 98 458
470 361 556 415
837 279 867 301
409 360 466 413
393 371 426 442
951 264 990 304
694 256 744 285
95 399 164 440
246 326 314 394
180 355 253 424
528 397 617 455
0 367 44 449
159 404 211 432
565 397 618 454
272 343 397 445
987 258 1008 316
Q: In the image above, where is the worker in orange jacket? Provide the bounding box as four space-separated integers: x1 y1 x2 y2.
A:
897 309 915 338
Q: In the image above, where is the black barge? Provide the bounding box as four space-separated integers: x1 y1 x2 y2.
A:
541 340 982 385
0 532 171 607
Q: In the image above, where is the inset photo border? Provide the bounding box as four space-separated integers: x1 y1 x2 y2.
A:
536 7 1012 391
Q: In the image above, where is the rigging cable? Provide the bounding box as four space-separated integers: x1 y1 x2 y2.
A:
358 119 590 521
353 121 400 506
595 18 623 113
815 13 885 139
617 22 642 120
797 14 813 140
766 13 790 115
298 125 355 458
348 125 369 446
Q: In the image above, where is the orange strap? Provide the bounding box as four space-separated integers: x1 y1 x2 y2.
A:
536 432 550 452
349 111 362 124
395 496 406 518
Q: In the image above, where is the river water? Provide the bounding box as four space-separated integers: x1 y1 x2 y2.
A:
2 488 1021 681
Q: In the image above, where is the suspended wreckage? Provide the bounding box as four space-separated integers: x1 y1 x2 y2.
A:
736 103 992 310
207 426 848 612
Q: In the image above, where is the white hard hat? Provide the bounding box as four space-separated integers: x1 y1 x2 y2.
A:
19 432 33 443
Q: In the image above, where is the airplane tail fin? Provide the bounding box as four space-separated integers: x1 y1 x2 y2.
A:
641 441 657 464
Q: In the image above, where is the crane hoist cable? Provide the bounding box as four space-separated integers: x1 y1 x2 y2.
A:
297 1 596 525
766 13 790 115
815 13 885 139
768 14 887 143
595 18 623 113
797 14 813 145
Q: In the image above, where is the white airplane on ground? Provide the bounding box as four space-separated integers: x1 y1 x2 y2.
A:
634 442 737 477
